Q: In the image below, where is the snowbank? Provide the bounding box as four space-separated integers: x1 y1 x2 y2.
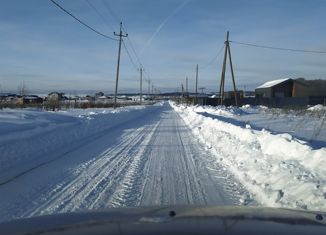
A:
190 104 326 148
172 102 326 211
307 104 326 112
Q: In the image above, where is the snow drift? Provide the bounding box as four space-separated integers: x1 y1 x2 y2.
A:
172 102 326 211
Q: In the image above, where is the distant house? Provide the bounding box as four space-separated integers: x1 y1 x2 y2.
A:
47 92 64 101
96 95 112 103
0 93 16 102
95 92 104 98
23 95 43 104
85 95 94 102
117 95 132 101
255 78 309 98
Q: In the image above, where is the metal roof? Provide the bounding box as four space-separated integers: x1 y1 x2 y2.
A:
256 78 292 89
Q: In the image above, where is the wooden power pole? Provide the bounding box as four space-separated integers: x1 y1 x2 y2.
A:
186 76 188 97
146 79 151 97
113 22 128 109
218 31 238 106
139 66 143 104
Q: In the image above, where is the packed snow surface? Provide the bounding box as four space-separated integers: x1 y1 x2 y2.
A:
0 103 248 223
172 102 326 211
1 102 325 223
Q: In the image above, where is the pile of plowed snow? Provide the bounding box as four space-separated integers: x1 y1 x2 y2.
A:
172 102 326 211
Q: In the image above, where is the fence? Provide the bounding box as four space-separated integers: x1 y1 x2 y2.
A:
192 96 326 108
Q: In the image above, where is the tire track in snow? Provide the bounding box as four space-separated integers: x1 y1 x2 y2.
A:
91 121 161 208
136 108 244 206
21 121 160 217
0 102 248 222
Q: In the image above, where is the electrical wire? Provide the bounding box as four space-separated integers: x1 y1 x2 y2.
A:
97 1 146 70
84 0 116 32
122 25 155 84
122 25 143 67
98 1 153 79
230 41 326 54
122 40 138 71
102 0 121 23
202 44 225 69
49 0 117 41
144 70 152 82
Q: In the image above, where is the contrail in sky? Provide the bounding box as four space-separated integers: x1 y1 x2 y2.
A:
139 0 190 56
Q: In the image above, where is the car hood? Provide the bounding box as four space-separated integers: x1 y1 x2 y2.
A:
0 205 325 235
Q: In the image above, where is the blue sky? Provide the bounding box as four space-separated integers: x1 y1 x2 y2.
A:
0 0 326 94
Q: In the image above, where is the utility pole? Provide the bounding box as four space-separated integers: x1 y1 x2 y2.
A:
186 76 188 97
113 22 128 109
138 66 144 104
195 64 198 104
218 31 238 106
146 79 151 97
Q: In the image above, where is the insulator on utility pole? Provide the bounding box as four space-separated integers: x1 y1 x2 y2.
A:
113 22 128 109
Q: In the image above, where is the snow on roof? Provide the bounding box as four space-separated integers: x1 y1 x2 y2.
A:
97 95 108 99
24 96 40 100
256 78 292 89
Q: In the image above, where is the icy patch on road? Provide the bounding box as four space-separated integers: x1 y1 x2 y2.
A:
172 102 326 211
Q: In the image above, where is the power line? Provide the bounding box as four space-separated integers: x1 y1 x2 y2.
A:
230 41 326 54
84 0 115 32
122 40 138 71
101 0 121 23
202 44 225 69
97 1 146 70
49 0 117 41
122 26 143 66
126 37 142 66
122 24 155 86
85 0 143 70
144 70 153 83
97 2 152 83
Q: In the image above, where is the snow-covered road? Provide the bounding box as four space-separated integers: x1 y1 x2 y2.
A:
0 102 247 222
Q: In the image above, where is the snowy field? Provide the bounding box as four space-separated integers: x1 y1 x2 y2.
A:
0 102 325 223
172 102 326 211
